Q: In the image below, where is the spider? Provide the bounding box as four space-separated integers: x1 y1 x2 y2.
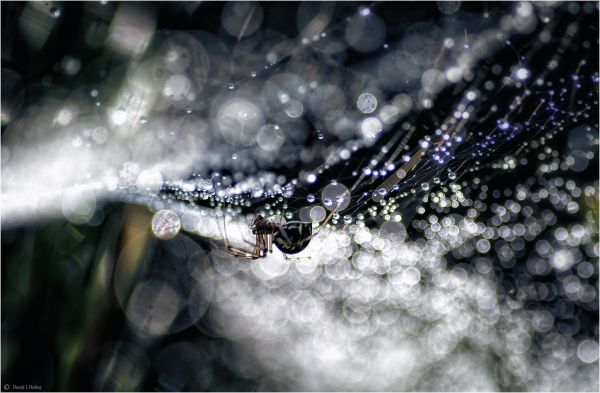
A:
221 206 338 260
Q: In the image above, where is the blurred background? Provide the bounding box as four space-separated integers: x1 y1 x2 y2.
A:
1 1 599 391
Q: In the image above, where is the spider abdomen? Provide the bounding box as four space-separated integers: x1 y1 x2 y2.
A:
273 221 313 254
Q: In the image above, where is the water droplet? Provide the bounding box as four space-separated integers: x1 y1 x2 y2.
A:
421 183 430 191
307 194 315 203
110 107 128 125
396 169 407 179
186 108 192 114
356 93 378 114
497 119 510 130
228 83 235 90
50 7 61 17
152 210 181 240
139 116 148 124
359 7 371 16
250 71 257 78
378 188 387 195
515 67 530 80
232 154 237 160
317 132 324 140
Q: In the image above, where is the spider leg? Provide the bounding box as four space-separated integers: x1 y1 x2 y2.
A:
257 233 271 257
218 207 265 258
283 253 311 261
225 244 262 259
223 233 264 259
258 234 265 256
